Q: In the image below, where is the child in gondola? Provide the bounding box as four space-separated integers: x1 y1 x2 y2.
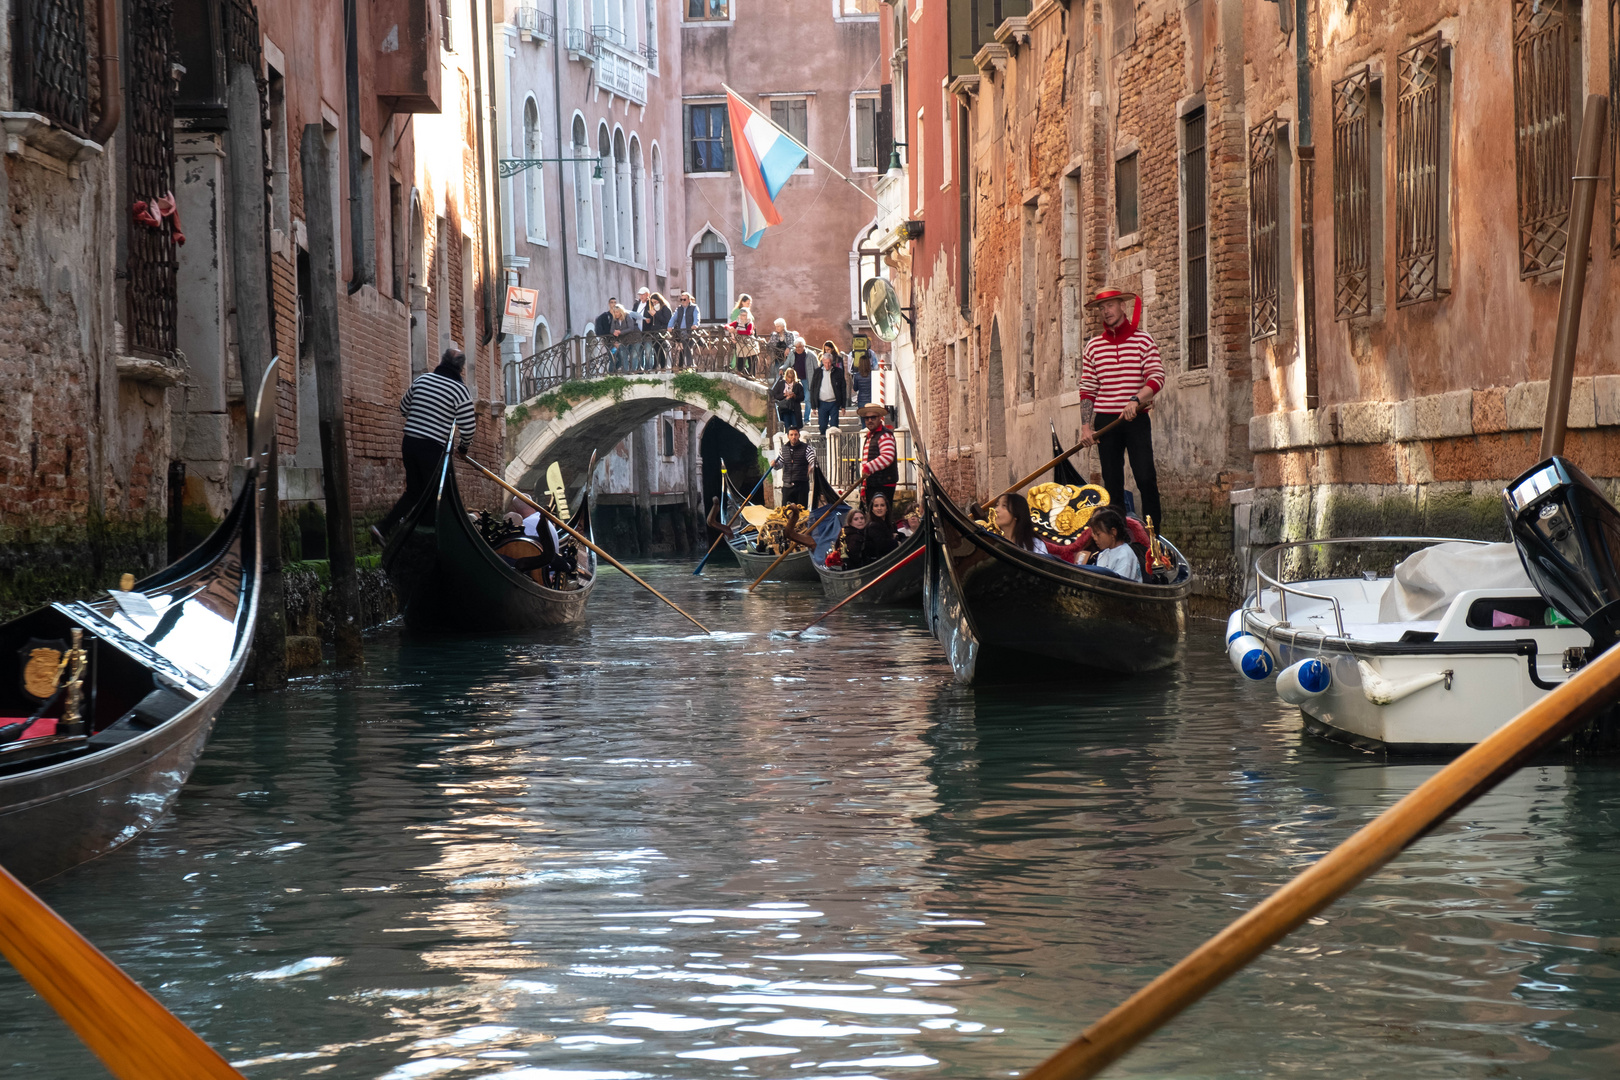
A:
1077 507 1143 581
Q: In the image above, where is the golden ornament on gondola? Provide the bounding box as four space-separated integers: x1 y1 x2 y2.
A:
757 504 808 555
1027 483 1109 542
21 645 64 701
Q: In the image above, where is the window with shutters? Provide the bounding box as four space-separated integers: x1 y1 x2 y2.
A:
1395 35 1450 305
1514 0 1580 277
1333 69 1375 320
1249 117 1283 339
1115 151 1139 238
685 102 731 173
692 229 729 321
769 98 808 149
1182 110 1208 369
854 95 880 170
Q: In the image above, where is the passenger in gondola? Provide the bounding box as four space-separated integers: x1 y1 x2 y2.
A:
864 492 899 562
503 494 577 585
1077 507 1143 581
990 493 1056 557
832 507 871 570
896 505 923 539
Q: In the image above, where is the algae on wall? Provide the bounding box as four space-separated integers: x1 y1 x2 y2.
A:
0 514 167 621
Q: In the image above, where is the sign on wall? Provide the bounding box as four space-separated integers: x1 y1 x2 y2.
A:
502 286 540 340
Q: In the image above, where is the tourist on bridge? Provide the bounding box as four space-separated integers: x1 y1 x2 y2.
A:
646 292 672 369
771 367 805 430
852 352 873 408
373 348 474 544
785 335 812 381
728 294 759 378
1078 286 1165 526
609 301 637 372
857 403 897 509
631 287 653 371
809 349 847 435
771 426 816 509
766 319 794 370
593 298 617 339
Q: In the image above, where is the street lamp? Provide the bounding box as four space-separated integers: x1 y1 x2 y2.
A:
885 143 908 178
498 156 605 180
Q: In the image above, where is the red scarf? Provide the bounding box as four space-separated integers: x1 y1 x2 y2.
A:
1101 295 1144 344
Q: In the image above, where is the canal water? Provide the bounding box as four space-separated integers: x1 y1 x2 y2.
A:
4 561 1620 1079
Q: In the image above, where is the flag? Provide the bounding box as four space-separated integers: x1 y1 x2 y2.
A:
726 89 809 248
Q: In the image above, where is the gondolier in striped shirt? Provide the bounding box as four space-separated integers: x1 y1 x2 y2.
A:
857 403 897 509
374 348 477 543
1079 288 1165 527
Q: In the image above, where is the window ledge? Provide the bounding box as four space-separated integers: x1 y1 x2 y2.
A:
1 112 102 178
1114 230 1142 250
686 171 732 178
1178 367 1211 387
525 234 549 247
117 355 185 386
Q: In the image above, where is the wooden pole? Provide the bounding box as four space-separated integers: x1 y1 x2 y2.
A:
694 469 769 574
792 546 922 635
1541 94 1609 459
1025 636 1620 1080
464 456 712 634
746 477 863 593
0 863 245 1079
301 125 363 665
987 414 1128 506
227 57 284 687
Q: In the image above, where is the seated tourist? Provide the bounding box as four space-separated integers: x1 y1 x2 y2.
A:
1078 507 1142 581
990 492 1055 556
836 508 872 570
865 492 899 561
895 506 923 538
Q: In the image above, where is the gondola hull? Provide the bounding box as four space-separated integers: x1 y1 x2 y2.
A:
729 540 820 583
383 451 597 633
814 525 925 604
923 470 1191 683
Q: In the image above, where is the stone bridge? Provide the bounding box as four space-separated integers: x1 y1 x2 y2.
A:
503 351 771 495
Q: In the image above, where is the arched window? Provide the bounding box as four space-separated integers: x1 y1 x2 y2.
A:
523 99 545 242
599 123 617 259
651 143 666 274
628 135 645 266
852 222 883 322
613 129 631 262
572 115 594 253
692 229 728 321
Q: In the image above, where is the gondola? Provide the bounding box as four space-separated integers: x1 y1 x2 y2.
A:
813 514 926 604
722 474 820 584
921 465 1192 683
381 437 598 632
0 362 275 884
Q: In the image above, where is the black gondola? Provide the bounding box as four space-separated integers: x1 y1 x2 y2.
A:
813 516 926 604
0 362 276 884
922 465 1192 683
381 440 598 632
722 473 819 583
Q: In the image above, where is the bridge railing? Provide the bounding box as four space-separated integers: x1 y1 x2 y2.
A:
514 327 780 402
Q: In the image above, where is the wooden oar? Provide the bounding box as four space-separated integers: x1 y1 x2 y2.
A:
987 413 1131 506
464 456 712 635
784 546 923 636
0 862 245 1079
746 477 863 593
694 470 769 575
1025 635 1620 1080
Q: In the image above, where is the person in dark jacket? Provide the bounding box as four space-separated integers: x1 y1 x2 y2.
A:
785 335 811 381
770 426 815 509
807 350 848 435
771 367 805 429
593 298 617 339
863 491 899 561
647 292 673 369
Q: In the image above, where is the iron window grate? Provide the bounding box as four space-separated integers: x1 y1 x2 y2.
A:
1249 117 1282 339
126 0 179 359
1183 110 1208 369
14 0 91 137
1333 68 1373 320
1514 0 1574 277
1396 35 1445 307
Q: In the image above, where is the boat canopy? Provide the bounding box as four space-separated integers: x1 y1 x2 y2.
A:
1378 542 1532 623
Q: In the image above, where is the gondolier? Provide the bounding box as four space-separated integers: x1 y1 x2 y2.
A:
375 348 476 543
771 426 816 508
857 403 897 509
1079 287 1165 526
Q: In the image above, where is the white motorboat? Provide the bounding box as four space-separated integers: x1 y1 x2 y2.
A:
1230 535 1591 752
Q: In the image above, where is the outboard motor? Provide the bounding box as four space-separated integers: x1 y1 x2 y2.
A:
1504 456 1620 653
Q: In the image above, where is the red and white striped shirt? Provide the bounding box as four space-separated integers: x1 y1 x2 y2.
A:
1080 329 1166 413
860 427 896 476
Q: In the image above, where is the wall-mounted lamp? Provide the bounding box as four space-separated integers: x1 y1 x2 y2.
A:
498 156 605 180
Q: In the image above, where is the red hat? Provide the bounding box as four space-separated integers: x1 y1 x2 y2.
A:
1084 287 1139 309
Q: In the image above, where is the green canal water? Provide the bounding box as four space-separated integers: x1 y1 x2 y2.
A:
4 561 1620 1078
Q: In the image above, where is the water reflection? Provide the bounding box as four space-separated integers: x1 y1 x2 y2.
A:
1 563 1619 1077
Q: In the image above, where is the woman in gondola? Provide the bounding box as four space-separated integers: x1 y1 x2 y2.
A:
832 507 872 570
989 492 1057 557
865 492 900 562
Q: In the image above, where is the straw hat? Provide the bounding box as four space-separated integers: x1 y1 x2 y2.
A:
1084 287 1138 309
857 404 887 419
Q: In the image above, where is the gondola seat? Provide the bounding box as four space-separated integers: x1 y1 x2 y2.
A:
87 688 191 749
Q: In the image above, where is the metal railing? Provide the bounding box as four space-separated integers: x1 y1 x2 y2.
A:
564 26 593 54
515 4 554 39
513 327 760 404
1248 535 1492 637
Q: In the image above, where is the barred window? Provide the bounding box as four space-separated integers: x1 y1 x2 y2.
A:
1333 69 1375 320
14 0 90 136
1182 110 1208 369
1116 151 1139 237
1514 0 1580 277
1249 117 1283 340
127 0 180 358
1396 35 1450 307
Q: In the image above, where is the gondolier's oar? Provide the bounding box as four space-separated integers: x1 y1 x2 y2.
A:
784 546 924 637
0 863 246 1079
987 412 1133 506
694 470 769 575
464 456 712 634
1024 630 1620 1080
746 477 863 593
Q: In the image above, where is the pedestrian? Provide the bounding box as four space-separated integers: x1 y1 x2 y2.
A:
647 292 672 369
771 367 805 430
631 286 653 371
787 334 811 381
728 294 758 378
374 348 475 543
852 354 872 408
670 290 700 367
610 300 637 372
808 348 847 435
593 298 617 340
856 402 897 509
1078 287 1165 526
770 425 816 509
766 318 794 372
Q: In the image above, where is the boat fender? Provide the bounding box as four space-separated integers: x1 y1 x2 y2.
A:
1355 660 1452 706
1276 658 1331 705
1225 609 1247 644
1228 634 1275 681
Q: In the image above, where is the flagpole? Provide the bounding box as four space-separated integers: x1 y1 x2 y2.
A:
721 83 882 208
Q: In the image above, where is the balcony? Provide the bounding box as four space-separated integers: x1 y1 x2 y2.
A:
514 4 554 42
586 26 649 104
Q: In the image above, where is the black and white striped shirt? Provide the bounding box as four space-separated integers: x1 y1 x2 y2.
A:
400 372 475 449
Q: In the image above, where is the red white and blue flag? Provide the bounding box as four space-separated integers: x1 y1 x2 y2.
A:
726 89 809 248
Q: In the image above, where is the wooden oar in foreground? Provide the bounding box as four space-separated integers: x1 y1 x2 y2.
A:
986 413 1130 506
747 477 864 593
465 456 712 635
783 546 923 637
1025 637 1620 1080
0 862 244 1079
694 470 770 575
